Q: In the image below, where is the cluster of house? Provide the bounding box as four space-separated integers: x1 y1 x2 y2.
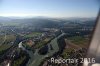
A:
23 30 58 47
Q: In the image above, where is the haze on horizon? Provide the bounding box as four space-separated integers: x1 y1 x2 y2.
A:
0 0 99 18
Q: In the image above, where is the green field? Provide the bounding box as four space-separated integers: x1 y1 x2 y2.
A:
0 34 16 55
0 44 11 52
34 38 52 49
67 36 88 45
67 36 89 48
5 35 16 41
0 34 16 44
24 32 42 38
0 35 5 44
0 44 12 55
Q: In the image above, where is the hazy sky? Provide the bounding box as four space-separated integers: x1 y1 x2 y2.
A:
0 0 99 17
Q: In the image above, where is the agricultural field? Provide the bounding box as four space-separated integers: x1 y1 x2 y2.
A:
0 35 5 45
67 36 89 48
24 32 42 38
0 34 16 55
3 35 16 44
0 44 12 55
0 34 16 44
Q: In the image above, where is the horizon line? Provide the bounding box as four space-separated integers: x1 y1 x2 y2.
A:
0 15 96 18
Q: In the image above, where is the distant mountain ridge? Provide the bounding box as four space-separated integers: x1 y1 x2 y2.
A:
0 16 96 28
